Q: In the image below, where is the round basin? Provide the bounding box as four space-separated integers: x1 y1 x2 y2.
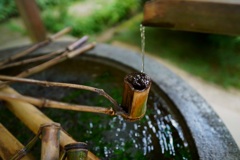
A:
0 43 239 159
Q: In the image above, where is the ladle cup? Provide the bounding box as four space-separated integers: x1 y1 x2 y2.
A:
121 72 151 121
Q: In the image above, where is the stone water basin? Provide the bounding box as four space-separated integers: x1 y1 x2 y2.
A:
0 43 239 159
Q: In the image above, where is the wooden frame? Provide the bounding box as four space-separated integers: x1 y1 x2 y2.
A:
143 0 240 35
14 0 47 42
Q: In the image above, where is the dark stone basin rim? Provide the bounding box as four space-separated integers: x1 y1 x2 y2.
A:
0 42 239 159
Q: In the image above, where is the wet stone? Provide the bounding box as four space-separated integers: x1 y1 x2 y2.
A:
126 72 150 90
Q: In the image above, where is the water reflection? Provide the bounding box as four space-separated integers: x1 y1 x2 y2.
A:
1 59 192 159
77 91 192 159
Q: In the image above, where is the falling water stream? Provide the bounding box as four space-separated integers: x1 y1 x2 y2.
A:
140 24 145 73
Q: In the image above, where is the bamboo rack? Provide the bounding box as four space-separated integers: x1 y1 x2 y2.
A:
0 27 151 159
0 123 34 160
0 32 100 159
0 86 99 160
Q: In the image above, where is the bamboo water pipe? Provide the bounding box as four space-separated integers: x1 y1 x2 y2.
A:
0 86 99 160
41 123 61 160
142 0 240 35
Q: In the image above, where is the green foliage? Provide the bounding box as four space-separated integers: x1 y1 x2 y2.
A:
42 0 140 36
0 0 18 22
0 0 79 22
37 0 76 8
1 0 139 36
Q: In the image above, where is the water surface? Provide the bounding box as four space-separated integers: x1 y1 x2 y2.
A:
0 56 194 159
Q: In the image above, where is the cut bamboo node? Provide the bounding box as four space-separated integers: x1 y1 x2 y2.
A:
40 122 61 160
40 122 61 130
61 142 88 160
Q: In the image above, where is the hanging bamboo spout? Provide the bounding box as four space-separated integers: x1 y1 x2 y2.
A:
120 72 151 121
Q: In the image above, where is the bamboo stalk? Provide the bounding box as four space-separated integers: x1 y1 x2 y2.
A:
0 41 94 88
16 42 95 78
0 123 34 160
0 92 114 115
0 36 88 70
0 49 63 70
0 41 48 67
0 27 71 66
41 123 61 160
47 27 72 42
66 36 88 51
0 75 119 110
0 86 99 160
11 128 41 160
63 142 88 160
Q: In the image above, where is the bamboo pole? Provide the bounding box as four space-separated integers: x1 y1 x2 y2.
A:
0 123 34 160
16 42 95 79
0 92 115 115
41 123 61 160
0 86 99 160
11 129 41 160
0 40 94 88
64 142 88 160
0 36 88 70
0 27 71 66
0 49 63 70
0 74 119 111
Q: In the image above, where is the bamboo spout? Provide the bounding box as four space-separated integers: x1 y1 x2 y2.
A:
121 72 151 121
142 0 240 35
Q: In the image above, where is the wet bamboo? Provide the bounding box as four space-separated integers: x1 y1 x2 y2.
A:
0 86 99 160
11 128 41 160
0 27 71 66
0 75 119 110
0 36 88 70
0 123 34 160
121 72 151 121
0 92 114 115
63 142 88 160
41 123 60 160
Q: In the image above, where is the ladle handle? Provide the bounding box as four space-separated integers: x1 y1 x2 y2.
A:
48 27 72 41
67 36 89 51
